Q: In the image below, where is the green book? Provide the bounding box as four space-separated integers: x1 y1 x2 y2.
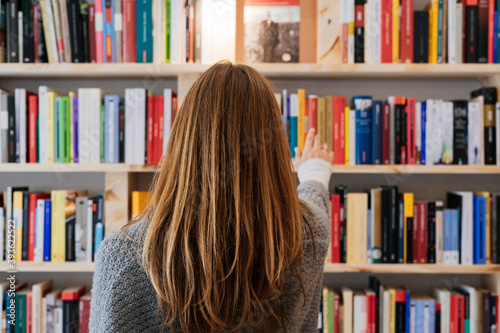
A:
436 0 444 63
14 289 29 333
328 291 334 333
54 97 62 163
100 105 105 163
165 0 171 63
61 97 71 163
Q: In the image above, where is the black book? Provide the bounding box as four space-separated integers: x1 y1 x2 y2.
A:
21 191 28 260
477 0 488 63
414 11 429 63
447 192 463 261
452 100 468 164
20 0 32 62
144 91 149 164
62 300 79 333
65 208 76 261
119 99 125 163
354 0 364 63
335 185 348 263
495 195 500 263
80 3 89 63
394 102 405 164
368 276 380 333
7 95 15 162
483 291 491 331
470 87 497 164
36 4 48 63
389 187 398 263
406 212 413 264
491 294 497 332
395 291 406 332
381 187 390 263
465 3 478 62
89 196 97 261
427 202 436 263
6 0 18 63
435 302 441 333
67 0 84 63
401 104 407 164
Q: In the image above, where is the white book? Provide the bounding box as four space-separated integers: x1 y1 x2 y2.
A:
349 109 356 165
32 280 53 333
86 199 93 262
78 88 89 164
134 88 146 164
124 88 135 164
456 3 463 63
442 101 454 164
42 298 47 333
472 96 485 165
170 0 181 64
434 289 450 333
496 102 500 166
364 2 372 64
373 0 381 64
0 89 8 163
342 287 353 333
200 0 212 64
409 301 415 333
163 88 173 153
382 290 390 333
347 0 355 64
415 102 421 162
107 98 116 163
388 96 395 164
18 89 27 163
34 199 45 262
39 0 59 63
461 285 478 333
448 0 457 64
152 0 165 64
18 11 22 63
51 0 64 62
457 191 473 265
89 88 102 164
435 201 444 264
38 86 49 164
55 300 63 333
353 293 367 333
75 196 88 262
468 101 482 165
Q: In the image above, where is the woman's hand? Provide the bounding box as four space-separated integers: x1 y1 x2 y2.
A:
294 128 334 168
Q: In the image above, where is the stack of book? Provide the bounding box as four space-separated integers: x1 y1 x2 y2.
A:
1 0 219 64
1 186 104 263
338 0 500 63
0 87 178 165
328 185 500 265
278 87 500 165
319 276 497 333
0 282 90 333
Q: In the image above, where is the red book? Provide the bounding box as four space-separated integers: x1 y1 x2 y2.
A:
382 102 391 164
413 203 419 263
488 0 495 63
333 294 340 333
417 201 428 263
79 293 92 333
381 0 393 63
449 293 458 333
33 4 40 63
153 96 164 164
27 292 33 333
456 294 465 333
28 193 50 261
405 97 416 165
188 3 195 63
28 95 38 163
147 96 155 164
400 0 414 63
364 289 376 333
308 96 318 132
122 0 137 62
61 286 86 300
331 195 341 263
89 4 96 63
333 96 346 165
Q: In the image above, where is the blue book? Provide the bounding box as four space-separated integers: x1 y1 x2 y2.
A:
54 97 62 163
372 101 382 164
405 291 410 333
43 200 51 262
94 195 105 254
367 209 372 262
353 96 372 164
290 94 298 158
444 209 452 264
474 196 487 264
423 299 436 332
104 95 121 163
102 0 116 63
420 102 426 165
73 97 79 163
451 209 460 264
398 198 405 263
136 0 153 63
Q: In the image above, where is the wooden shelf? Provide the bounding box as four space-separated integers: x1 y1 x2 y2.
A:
5 261 500 273
0 63 498 79
0 163 498 174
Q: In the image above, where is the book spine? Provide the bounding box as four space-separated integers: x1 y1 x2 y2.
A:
7 0 18 62
146 95 154 164
21 0 32 62
331 195 341 263
119 99 125 163
154 96 164 164
427 202 437 263
7 96 15 162
449 0 458 63
115 0 122 63
349 109 356 165
348 0 355 63
392 0 399 62
333 96 346 164
406 98 416 164
28 95 37 163
381 0 392 63
67 0 84 63
452 101 468 164
488 0 495 62
28 194 38 261
354 97 372 164
354 0 365 63
136 0 152 63
63 97 71 163
413 204 419 263
341 0 349 63
89 4 96 62
437 0 444 63
398 199 405 263
100 104 104 163
21 192 29 260
187 3 194 63
102 0 115 63
477 0 489 62
382 102 391 164
43 200 51 261
73 97 79 163
34 200 45 262
33 3 40 62
484 101 497 165
94 0 103 62
466 1 478 62
80 4 90 63
401 0 414 63
372 101 382 164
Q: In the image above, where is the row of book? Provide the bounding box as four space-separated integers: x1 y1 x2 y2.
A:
279 87 500 165
0 281 90 333
329 185 500 265
0 87 178 165
319 276 498 333
1 0 217 64
1 186 104 263
340 0 500 64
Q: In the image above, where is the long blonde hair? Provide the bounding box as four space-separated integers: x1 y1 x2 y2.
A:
124 62 310 332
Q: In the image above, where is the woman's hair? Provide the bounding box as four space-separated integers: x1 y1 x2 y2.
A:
124 61 309 332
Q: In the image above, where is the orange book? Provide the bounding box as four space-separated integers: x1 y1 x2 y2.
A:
132 191 153 217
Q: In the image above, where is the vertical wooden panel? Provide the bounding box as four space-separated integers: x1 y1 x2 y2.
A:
104 172 130 237
317 0 341 64
235 0 245 63
177 74 201 106
299 0 318 63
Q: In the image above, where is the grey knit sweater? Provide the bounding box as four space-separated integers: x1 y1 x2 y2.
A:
89 180 330 332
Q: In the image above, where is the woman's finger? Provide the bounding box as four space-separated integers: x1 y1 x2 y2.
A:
313 134 321 150
294 147 302 164
304 128 315 149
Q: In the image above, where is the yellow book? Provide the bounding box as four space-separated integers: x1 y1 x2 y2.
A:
326 96 334 150
317 97 326 144
322 288 329 332
389 289 396 333
297 89 306 150
12 191 24 262
68 91 75 163
345 107 349 165
346 193 368 264
403 193 414 264
46 92 57 164
392 0 399 63
131 191 152 217
477 191 491 264
426 1 438 63
51 190 65 262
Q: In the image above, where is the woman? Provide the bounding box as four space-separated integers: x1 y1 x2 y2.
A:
90 62 333 332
